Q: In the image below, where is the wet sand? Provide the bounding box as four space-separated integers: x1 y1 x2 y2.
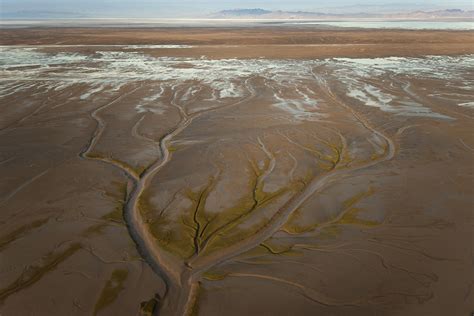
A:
0 28 473 316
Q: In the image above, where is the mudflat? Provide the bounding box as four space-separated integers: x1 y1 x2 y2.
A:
1 27 474 58
0 27 473 316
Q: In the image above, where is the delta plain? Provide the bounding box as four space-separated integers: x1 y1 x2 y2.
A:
0 25 473 316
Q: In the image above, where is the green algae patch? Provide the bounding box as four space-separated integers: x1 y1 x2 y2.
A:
200 215 271 257
337 187 379 227
135 165 146 176
139 295 159 316
84 223 107 236
104 181 128 200
85 152 101 159
138 190 154 218
338 207 379 227
150 219 195 259
257 187 288 209
317 225 341 240
0 218 49 250
260 242 293 255
188 282 203 316
168 144 179 153
102 207 125 224
342 187 374 209
87 153 140 178
195 194 256 254
0 243 81 303
101 181 127 224
203 271 228 281
197 185 292 257
282 222 318 235
281 206 318 235
94 269 129 315
278 179 319 235
85 182 127 235
141 190 196 259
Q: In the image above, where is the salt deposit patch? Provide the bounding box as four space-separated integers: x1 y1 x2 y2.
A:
0 46 472 120
458 102 474 108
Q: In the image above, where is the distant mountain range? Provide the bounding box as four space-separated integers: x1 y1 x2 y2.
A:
2 7 473 20
216 9 272 17
210 8 474 20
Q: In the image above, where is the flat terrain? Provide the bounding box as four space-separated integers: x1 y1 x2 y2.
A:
1 27 474 58
0 28 473 316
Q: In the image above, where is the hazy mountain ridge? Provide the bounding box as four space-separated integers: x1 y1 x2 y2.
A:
211 8 474 20
217 9 272 16
2 5 473 20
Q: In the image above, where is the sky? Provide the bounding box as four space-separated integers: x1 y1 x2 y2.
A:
2 0 473 17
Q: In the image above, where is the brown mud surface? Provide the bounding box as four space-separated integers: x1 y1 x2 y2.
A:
0 28 473 316
1 27 474 58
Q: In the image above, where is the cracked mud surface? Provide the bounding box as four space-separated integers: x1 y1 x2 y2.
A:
0 28 473 316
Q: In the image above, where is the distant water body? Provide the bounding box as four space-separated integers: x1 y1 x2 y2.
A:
288 20 474 30
1 19 473 30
